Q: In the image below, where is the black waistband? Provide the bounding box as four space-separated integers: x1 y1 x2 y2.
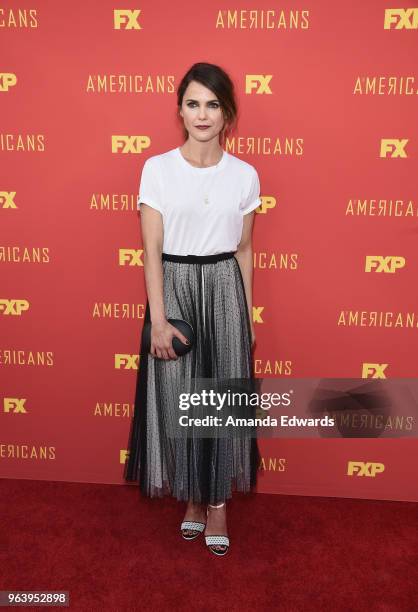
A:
162 251 236 263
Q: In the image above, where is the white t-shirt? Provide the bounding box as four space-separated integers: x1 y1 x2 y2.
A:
137 146 261 256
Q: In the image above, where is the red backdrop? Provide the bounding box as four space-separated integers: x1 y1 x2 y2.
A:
1 0 417 502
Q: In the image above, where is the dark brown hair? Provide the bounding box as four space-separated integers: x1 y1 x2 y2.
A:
176 62 238 145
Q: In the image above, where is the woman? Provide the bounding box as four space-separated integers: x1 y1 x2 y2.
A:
124 62 261 556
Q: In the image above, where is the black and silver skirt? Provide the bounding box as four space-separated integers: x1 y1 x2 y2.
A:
124 251 260 504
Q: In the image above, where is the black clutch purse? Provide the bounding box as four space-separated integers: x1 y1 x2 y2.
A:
141 318 194 357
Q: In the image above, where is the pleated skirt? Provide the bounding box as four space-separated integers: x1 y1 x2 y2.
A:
124 251 260 504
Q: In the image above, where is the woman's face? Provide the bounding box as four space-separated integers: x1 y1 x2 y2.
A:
179 80 225 143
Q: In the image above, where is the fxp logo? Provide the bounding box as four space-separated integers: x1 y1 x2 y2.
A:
347 461 385 477
365 256 405 273
0 73 17 91
111 136 150 154
256 197 276 214
0 300 30 315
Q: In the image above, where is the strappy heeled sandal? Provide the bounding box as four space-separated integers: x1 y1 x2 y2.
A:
180 520 206 540
205 502 230 556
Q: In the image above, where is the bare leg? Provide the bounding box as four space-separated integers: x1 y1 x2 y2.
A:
181 499 207 537
204 502 228 553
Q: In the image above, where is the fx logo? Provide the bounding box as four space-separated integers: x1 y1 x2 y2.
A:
115 354 139 369
362 363 388 378
347 461 385 477
111 136 150 154
252 306 264 324
114 10 141 30
0 192 17 209
119 249 144 266
120 449 129 463
384 8 418 29
365 256 405 273
257 197 276 214
245 75 273 94
0 299 30 315
0 73 17 91
380 139 408 158
4 398 27 413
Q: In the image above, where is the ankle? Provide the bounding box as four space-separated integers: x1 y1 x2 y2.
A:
208 502 225 510
188 500 204 509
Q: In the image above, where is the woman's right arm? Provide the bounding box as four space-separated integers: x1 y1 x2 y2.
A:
140 204 166 326
140 204 188 360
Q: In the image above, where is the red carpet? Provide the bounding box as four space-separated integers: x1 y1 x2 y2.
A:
1 479 416 611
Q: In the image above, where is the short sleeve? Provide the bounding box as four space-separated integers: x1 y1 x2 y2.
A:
240 166 261 215
137 158 164 214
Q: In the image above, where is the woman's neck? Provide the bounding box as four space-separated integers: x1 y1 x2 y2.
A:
179 140 223 168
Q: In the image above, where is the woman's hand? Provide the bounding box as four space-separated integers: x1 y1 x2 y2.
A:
150 320 189 360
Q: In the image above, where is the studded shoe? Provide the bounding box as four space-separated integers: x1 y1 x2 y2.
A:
180 520 206 540
205 502 229 556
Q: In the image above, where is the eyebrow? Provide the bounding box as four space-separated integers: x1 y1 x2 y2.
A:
185 98 219 103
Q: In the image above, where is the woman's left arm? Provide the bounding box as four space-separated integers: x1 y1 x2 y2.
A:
235 212 256 347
